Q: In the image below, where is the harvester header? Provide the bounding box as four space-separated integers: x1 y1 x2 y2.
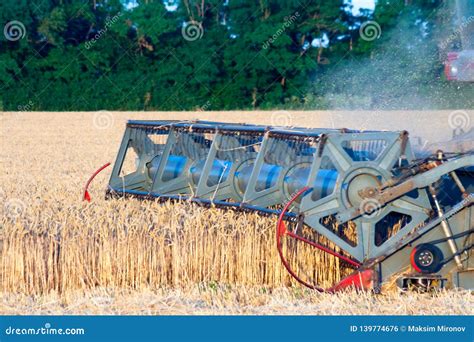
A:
98 120 473 292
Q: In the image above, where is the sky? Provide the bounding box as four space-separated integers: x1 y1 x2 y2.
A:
345 0 376 16
123 1 377 15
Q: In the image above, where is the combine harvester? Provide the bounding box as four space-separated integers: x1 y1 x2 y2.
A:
87 120 473 292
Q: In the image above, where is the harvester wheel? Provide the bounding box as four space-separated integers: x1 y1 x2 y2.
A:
410 243 444 274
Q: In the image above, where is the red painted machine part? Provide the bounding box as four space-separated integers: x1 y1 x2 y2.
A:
409 246 423 273
444 52 459 81
83 162 111 202
328 269 374 292
276 187 373 292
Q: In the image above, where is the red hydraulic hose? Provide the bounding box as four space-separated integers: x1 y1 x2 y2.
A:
276 186 364 291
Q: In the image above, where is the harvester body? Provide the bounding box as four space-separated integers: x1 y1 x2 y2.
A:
107 120 473 292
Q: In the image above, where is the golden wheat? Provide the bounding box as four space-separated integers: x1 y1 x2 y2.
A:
0 112 356 297
1 198 356 295
0 112 472 314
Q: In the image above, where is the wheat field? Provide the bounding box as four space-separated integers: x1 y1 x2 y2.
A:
0 111 473 315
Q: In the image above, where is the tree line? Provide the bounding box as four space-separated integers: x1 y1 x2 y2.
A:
0 0 472 111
